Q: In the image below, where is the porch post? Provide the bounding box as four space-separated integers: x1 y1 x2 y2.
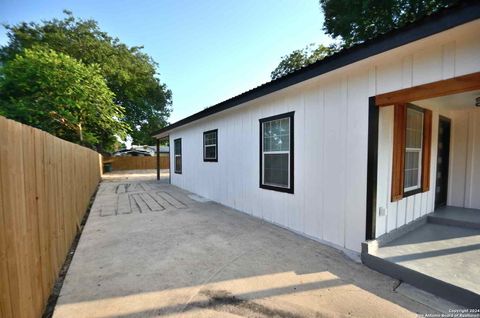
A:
366 97 379 240
156 138 160 181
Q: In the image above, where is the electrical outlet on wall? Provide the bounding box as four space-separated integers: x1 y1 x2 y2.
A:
379 207 387 217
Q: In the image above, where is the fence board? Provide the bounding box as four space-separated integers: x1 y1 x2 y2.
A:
0 116 102 318
104 155 169 171
0 116 13 318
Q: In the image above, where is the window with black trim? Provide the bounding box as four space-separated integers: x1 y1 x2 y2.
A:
259 112 294 193
174 138 182 174
203 129 218 162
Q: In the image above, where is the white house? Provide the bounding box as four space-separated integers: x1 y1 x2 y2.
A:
153 2 480 307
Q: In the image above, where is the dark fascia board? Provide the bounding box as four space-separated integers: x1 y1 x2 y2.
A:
152 1 480 137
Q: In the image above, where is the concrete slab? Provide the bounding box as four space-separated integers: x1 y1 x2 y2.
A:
429 206 480 229
54 174 438 318
372 223 480 296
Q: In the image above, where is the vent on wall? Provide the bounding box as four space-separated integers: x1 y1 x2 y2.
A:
476 96 480 107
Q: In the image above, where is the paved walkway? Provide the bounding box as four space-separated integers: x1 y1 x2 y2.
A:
53 172 435 317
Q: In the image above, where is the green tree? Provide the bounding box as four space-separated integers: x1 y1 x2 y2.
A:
320 0 459 47
1 10 172 145
270 44 337 80
0 47 129 150
271 0 457 80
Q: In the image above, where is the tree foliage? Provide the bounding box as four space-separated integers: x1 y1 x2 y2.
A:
270 44 337 80
1 10 172 145
320 0 459 46
0 47 129 150
271 0 457 80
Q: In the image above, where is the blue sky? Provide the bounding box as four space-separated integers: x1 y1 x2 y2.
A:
0 0 333 123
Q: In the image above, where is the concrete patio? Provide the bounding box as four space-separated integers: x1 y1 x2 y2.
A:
53 171 440 317
362 207 480 307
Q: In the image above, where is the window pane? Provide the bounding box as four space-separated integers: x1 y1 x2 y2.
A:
263 118 289 152
204 131 217 145
264 153 288 187
404 150 420 189
174 140 181 155
205 145 216 159
175 156 182 171
406 108 423 148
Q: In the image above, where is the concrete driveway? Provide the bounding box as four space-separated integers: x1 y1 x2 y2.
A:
53 172 434 318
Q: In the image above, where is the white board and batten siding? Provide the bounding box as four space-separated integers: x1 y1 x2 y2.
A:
449 109 480 209
375 20 480 238
168 20 480 252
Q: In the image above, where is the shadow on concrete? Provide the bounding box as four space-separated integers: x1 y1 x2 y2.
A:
384 243 480 263
384 222 480 247
53 179 438 317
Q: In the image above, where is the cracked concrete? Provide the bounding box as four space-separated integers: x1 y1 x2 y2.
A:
53 171 438 317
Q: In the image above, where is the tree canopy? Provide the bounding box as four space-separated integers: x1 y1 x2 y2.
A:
0 10 172 146
0 47 129 150
270 44 336 80
320 0 458 47
271 0 457 80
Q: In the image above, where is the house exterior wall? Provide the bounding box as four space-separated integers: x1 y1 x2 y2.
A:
376 106 480 238
377 105 439 237
168 20 480 252
449 109 480 209
374 20 480 237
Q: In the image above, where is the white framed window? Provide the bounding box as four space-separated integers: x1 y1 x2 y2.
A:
203 129 218 162
259 111 294 193
404 107 424 193
174 138 182 174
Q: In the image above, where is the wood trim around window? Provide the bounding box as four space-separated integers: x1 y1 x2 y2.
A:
391 104 406 202
391 104 432 202
421 109 432 192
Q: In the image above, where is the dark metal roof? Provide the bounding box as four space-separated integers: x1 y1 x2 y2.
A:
152 1 480 137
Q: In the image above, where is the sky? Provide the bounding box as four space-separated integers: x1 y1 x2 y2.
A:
0 0 333 123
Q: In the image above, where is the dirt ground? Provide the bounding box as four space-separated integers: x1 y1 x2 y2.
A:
53 171 438 317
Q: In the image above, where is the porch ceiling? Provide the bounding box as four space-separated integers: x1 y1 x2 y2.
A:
415 89 480 111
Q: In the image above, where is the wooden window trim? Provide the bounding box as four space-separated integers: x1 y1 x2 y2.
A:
422 109 432 192
391 104 432 202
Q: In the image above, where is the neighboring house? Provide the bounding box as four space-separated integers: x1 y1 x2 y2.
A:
153 2 480 307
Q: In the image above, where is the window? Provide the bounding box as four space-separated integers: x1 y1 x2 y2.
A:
259 112 294 193
203 129 218 162
404 107 423 192
391 104 432 201
174 138 182 174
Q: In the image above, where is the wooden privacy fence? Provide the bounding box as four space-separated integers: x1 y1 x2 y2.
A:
103 154 169 171
0 116 102 318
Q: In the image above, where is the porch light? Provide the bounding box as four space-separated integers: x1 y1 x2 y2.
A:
476 96 480 107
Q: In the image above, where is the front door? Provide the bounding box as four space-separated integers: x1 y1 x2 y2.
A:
435 116 451 209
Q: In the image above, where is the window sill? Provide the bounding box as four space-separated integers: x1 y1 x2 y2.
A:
403 188 423 198
260 184 294 194
203 158 218 162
